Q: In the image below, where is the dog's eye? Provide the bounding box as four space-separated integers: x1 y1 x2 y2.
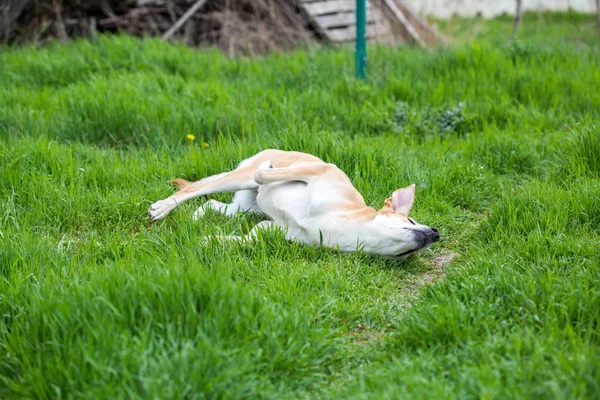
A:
408 218 416 225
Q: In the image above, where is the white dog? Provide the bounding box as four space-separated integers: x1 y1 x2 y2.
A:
148 149 439 257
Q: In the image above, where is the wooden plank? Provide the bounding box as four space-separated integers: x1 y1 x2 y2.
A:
281 0 331 41
368 34 396 44
161 0 209 41
392 0 449 44
304 0 372 16
380 0 424 46
315 11 382 29
299 0 403 44
368 6 388 24
327 23 391 42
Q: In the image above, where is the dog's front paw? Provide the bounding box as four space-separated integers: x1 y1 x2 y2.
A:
148 198 177 221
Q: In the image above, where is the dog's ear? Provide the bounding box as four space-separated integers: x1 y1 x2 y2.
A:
391 184 415 216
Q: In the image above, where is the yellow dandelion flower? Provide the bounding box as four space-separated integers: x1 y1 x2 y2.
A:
203 142 210 148
186 134 195 141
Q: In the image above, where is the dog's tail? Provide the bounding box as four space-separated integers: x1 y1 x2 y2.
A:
169 178 192 189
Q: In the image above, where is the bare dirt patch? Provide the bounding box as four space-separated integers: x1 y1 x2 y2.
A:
346 250 459 347
348 323 385 346
400 250 458 298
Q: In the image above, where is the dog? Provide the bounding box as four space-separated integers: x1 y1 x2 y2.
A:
148 149 439 258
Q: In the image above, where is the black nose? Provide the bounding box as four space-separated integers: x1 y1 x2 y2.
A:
430 227 440 242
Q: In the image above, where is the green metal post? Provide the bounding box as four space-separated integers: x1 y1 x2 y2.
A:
356 0 366 79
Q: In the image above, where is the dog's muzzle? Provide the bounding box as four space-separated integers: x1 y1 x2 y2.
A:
413 227 440 246
396 227 440 257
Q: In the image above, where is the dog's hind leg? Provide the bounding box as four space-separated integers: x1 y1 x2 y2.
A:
148 167 258 221
253 161 333 185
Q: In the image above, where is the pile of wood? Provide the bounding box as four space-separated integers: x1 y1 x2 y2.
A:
1 0 317 56
1 0 448 55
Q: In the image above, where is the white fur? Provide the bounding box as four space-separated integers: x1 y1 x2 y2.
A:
148 149 439 257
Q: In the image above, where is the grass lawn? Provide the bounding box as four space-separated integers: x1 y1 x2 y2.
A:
1 11 599 399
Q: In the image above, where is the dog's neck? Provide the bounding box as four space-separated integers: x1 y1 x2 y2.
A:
316 211 402 254
336 205 378 221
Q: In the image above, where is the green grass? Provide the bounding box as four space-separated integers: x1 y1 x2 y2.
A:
435 10 600 47
1 12 599 399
